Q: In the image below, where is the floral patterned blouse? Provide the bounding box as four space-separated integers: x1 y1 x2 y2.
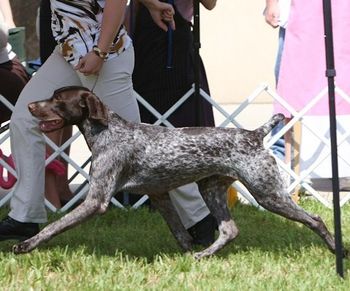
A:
50 0 131 66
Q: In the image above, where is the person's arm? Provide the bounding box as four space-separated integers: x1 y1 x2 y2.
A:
98 0 126 54
200 0 217 10
0 0 16 29
75 0 127 75
264 0 279 28
138 0 175 31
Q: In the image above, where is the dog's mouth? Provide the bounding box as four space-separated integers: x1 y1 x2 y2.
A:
39 119 64 132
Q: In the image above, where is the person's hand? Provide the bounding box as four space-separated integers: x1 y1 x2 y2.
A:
264 2 280 28
74 52 104 75
143 0 175 31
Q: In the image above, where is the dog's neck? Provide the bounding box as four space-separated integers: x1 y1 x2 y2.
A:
77 110 126 148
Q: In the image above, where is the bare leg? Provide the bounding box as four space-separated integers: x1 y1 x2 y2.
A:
45 129 64 208
45 171 61 208
44 126 73 208
57 126 73 201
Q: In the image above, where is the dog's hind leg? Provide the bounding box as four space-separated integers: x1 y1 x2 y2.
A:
194 176 239 259
150 193 193 251
239 157 339 255
254 190 337 254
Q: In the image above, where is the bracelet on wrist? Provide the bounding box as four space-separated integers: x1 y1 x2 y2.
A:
92 45 109 60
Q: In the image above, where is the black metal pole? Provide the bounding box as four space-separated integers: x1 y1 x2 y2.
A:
322 0 344 278
193 0 201 125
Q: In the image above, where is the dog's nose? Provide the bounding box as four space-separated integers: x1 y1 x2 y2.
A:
28 102 36 113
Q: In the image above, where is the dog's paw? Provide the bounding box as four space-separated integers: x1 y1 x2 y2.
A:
13 241 32 254
193 250 210 260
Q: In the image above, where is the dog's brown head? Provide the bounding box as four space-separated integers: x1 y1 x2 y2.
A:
28 86 108 132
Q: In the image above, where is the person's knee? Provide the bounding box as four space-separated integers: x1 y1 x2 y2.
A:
10 109 39 134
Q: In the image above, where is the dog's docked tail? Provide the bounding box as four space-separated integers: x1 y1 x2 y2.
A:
256 113 285 137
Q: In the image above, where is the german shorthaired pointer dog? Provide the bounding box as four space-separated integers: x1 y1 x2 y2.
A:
14 86 339 258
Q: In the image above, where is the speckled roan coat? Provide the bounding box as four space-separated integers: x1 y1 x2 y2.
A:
14 86 340 258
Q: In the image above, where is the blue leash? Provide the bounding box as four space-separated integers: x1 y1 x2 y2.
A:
166 0 174 69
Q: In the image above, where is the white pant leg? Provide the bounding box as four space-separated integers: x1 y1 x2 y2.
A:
80 47 210 229
169 183 210 229
9 49 82 223
77 46 140 123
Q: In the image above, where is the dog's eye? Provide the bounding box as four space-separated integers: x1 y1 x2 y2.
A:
57 102 66 111
53 96 62 102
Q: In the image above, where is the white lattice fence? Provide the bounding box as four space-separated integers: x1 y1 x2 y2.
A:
264 84 350 207
1 82 350 210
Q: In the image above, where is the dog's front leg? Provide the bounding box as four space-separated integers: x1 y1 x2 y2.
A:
13 173 115 254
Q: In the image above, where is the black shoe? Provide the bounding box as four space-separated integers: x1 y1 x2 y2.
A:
0 216 39 241
188 214 217 247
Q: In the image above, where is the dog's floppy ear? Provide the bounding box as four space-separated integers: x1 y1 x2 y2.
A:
80 91 108 126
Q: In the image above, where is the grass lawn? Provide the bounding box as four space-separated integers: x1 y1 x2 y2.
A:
0 198 349 290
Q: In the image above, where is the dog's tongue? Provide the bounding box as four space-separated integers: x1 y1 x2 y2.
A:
39 120 61 131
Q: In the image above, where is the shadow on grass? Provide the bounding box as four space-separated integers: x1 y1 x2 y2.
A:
0 202 347 264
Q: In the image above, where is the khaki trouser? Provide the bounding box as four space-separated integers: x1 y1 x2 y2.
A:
9 46 209 227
